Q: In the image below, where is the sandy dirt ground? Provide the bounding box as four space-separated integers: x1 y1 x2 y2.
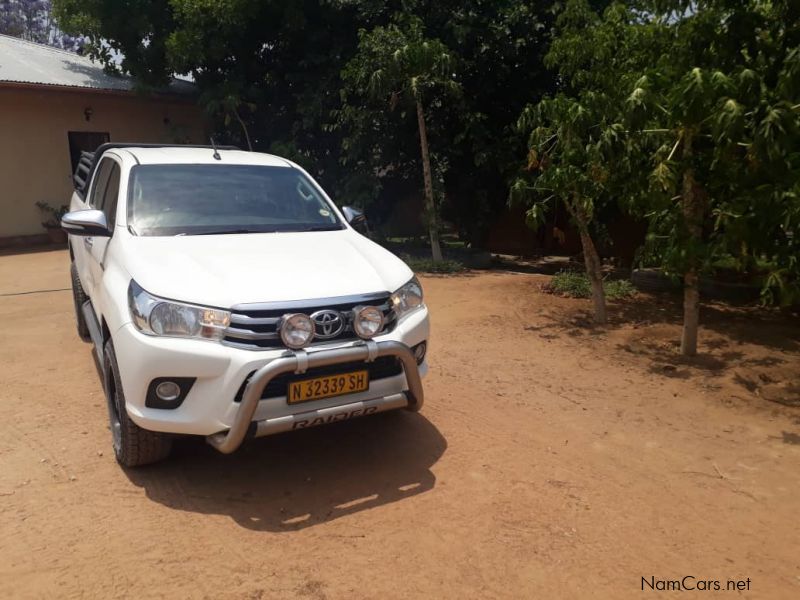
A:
1 249 799 599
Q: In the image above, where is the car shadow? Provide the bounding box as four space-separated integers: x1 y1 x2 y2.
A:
123 411 446 532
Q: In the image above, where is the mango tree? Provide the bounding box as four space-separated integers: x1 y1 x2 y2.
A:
545 0 799 354
511 0 641 325
513 93 625 324
625 0 800 355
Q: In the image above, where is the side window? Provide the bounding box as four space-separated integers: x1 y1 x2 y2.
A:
102 164 121 229
89 158 114 208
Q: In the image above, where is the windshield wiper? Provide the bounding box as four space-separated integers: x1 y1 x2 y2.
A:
189 228 275 236
183 225 342 235
301 225 344 232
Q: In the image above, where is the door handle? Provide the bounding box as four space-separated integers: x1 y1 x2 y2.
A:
84 237 93 249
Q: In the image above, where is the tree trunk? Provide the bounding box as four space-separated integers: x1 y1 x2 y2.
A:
682 269 699 355
416 100 443 262
233 107 253 151
568 200 607 324
680 130 701 356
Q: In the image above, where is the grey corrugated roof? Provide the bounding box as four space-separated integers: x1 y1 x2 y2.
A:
0 34 195 95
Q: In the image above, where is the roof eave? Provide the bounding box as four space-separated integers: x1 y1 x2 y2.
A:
0 80 197 103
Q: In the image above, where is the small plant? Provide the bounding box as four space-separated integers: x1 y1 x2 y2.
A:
36 202 69 228
549 270 592 298
604 279 637 300
547 270 636 300
401 254 466 274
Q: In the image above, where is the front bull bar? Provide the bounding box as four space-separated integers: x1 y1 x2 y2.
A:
206 340 423 454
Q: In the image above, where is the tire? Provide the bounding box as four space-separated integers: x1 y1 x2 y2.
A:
103 340 173 467
70 263 91 341
630 268 679 293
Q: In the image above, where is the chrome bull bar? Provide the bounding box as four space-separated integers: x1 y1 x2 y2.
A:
206 340 423 454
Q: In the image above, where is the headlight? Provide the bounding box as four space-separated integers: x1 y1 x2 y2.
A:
128 280 230 341
390 277 424 319
279 313 315 349
352 305 385 339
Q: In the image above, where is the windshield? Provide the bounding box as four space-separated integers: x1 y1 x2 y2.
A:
127 164 344 236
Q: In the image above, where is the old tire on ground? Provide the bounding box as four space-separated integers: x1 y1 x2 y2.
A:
631 268 679 293
70 263 91 341
104 340 173 467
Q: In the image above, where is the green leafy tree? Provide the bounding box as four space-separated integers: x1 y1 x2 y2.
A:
422 0 561 246
53 1 562 242
513 95 621 323
624 0 800 355
539 0 799 355
340 16 460 261
511 1 645 324
334 1 565 246
54 0 364 182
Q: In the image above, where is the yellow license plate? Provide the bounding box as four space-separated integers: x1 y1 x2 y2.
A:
287 370 369 404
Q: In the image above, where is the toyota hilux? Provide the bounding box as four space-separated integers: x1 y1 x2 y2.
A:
62 143 428 466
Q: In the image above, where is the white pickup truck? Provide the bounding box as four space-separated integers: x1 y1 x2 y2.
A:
62 143 428 467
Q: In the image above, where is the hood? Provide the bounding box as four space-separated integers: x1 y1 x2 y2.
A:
120 230 413 308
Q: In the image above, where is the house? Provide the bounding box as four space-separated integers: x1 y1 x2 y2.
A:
0 34 207 247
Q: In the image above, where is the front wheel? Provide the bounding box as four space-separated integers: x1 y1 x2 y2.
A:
103 340 173 467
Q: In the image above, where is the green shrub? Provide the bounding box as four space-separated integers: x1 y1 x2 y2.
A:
402 254 466 274
604 278 637 300
548 270 636 300
549 270 592 298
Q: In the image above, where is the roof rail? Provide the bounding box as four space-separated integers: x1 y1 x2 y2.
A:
72 143 241 198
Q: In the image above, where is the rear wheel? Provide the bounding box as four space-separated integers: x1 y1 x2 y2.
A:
70 263 91 341
103 340 173 467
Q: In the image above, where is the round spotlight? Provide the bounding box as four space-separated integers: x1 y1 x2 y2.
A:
352 305 385 339
155 381 182 402
279 313 315 349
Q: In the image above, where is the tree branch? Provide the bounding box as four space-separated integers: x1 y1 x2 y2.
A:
666 134 682 161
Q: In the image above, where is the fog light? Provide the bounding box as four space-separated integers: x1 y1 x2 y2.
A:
352 305 385 339
145 377 195 409
155 381 181 401
412 341 427 365
279 313 315 349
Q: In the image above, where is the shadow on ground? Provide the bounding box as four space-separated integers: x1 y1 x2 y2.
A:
0 242 66 258
530 291 799 357
608 295 800 353
781 431 800 445
124 411 446 532
521 290 800 405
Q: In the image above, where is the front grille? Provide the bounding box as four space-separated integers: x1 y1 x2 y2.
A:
223 292 397 350
234 355 404 402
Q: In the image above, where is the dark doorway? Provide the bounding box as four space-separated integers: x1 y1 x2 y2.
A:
67 131 110 173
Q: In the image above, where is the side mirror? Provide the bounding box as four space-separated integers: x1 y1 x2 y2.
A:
342 206 367 227
61 209 111 237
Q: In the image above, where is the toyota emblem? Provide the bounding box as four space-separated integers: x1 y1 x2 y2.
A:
310 309 345 339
